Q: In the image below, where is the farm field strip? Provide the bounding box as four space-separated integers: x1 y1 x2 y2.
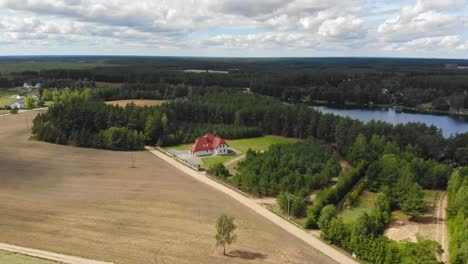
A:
0 243 113 264
146 147 359 264
104 99 167 107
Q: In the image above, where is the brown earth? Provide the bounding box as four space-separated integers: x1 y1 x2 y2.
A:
104 99 167 107
0 111 336 264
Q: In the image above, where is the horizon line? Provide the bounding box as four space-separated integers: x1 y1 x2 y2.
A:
0 55 467 61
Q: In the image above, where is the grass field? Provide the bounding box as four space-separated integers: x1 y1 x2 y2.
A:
0 251 56 264
104 99 167 107
339 191 377 223
202 155 235 170
0 89 17 107
0 112 336 264
169 135 299 170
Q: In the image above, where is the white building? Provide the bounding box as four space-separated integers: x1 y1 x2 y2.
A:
10 99 25 109
191 133 230 157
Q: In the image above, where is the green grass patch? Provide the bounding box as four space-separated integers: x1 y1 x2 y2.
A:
0 251 57 264
339 191 377 223
167 143 192 150
227 135 300 153
0 110 9 115
202 155 237 169
0 89 17 107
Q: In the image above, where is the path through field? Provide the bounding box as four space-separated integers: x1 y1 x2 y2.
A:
434 191 449 263
147 147 359 264
0 243 113 264
224 154 246 167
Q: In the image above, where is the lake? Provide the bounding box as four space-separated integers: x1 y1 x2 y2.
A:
313 106 468 138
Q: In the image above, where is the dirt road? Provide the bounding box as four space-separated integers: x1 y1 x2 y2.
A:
0 243 113 264
147 147 359 264
224 154 246 167
435 192 449 263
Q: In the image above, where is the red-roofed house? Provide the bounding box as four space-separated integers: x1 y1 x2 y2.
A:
191 133 229 157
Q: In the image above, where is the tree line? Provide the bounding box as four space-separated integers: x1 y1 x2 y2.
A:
32 90 262 150
34 90 466 167
447 167 468 263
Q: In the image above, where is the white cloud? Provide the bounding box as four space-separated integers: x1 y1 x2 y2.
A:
0 0 466 57
318 16 365 40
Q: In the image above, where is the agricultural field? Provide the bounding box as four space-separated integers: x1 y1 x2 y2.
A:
0 89 18 107
0 251 56 264
0 111 336 264
104 99 167 107
169 135 300 170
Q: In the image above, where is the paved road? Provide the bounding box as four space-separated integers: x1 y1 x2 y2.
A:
0 243 114 264
435 191 449 263
146 147 359 264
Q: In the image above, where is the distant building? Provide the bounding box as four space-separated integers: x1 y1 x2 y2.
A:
191 133 229 157
23 83 33 89
22 83 41 89
10 99 25 109
11 94 25 100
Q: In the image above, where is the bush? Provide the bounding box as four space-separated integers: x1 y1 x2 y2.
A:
209 163 230 178
10 107 18 114
277 193 305 217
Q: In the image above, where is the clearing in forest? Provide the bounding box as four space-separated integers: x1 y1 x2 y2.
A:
104 99 167 107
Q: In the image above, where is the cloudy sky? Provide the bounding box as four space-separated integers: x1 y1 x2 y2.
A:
0 0 467 58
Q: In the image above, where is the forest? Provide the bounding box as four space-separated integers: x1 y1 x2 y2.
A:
2 56 468 113
447 167 468 264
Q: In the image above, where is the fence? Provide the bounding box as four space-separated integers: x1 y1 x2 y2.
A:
154 146 202 171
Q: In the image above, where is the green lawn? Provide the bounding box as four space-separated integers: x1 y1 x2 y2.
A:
167 135 299 169
227 136 300 153
339 191 377 223
0 251 56 264
202 155 237 170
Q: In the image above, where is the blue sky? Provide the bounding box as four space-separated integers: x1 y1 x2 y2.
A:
0 0 467 58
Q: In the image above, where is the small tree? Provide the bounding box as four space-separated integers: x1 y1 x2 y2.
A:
401 183 426 218
10 107 18 114
24 95 36 110
215 214 237 255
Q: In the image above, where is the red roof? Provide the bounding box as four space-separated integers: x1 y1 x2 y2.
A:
191 133 227 152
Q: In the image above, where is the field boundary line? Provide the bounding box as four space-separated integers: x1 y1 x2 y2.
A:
146 147 359 264
0 242 114 264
